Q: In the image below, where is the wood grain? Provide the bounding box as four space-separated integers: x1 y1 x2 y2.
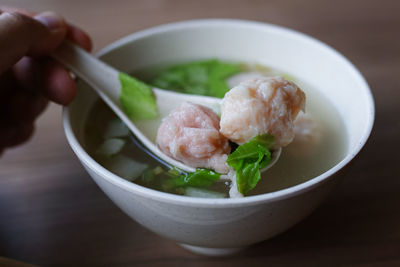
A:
1 0 399 266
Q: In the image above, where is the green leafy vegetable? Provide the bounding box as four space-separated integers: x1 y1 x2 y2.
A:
253 134 275 149
152 166 164 175
164 168 221 189
138 166 221 195
150 59 241 98
141 168 156 183
141 166 165 184
227 134 274 195
119 72 158 121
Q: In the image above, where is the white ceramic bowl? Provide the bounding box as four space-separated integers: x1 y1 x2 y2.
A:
63 19 374 256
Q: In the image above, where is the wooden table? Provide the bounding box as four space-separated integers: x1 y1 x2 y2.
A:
1 0 399 266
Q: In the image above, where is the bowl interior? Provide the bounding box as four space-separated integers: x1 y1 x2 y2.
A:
65 19 374 202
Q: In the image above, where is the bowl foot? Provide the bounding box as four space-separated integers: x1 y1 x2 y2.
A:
179 243 245 256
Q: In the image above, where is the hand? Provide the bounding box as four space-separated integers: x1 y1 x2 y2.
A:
0 7 92 153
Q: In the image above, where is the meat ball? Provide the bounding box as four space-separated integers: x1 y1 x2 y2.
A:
156 102 230 173
220 77 306 148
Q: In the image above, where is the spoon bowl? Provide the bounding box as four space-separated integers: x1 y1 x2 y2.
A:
53 41 280 173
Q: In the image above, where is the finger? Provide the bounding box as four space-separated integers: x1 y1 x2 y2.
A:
12 57 77 105
10 57 39 92
0 10 67 73
39 59 77 105
0 122 35 149
7 90 48 122
0 125 17 149
33 12 68 54
14 123 35 147
0 69 18 99
1 6 92 51
0 6 33 16
67 24 92 51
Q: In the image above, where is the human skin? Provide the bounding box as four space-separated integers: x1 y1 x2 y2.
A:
0 7 92 154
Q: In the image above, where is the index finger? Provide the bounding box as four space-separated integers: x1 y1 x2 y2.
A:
0 6 92 51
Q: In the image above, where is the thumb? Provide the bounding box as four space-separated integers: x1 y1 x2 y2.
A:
0 10 67 73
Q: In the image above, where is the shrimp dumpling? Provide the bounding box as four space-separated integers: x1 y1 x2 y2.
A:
220 77 306 148
156 102 231 173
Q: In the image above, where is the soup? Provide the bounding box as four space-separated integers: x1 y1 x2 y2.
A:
83 61 347 198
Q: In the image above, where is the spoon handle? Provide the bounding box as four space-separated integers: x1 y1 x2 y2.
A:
52 41 121 101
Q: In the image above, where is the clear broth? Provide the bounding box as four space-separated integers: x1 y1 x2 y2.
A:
83 64 348 197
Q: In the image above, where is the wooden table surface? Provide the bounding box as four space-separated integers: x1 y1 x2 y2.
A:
1 0 399 266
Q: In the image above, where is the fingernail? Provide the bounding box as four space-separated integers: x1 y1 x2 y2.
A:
34 11 65 31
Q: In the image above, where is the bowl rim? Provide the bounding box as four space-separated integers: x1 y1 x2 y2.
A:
63 19 375 208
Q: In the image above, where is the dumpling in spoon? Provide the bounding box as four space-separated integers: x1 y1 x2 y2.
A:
157 102 231 173
220 77 306 148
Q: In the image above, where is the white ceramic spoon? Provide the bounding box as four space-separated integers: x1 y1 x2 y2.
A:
52 41 280 173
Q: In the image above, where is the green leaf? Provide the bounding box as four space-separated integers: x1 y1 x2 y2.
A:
226 140 267 164
166 167 181 178
259 150 272 169
150 59 241 98
227 134 274 195
141 168 155 183
170 169 220 188
236 161 262 195
208 78 230 98
119 72 158 121
162 168 220 191
253 134 275 149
